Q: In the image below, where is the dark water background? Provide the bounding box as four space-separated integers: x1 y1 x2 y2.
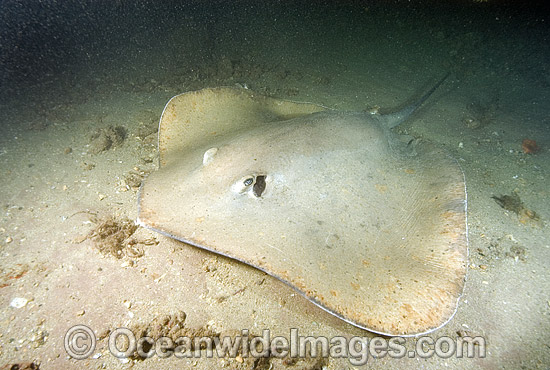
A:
1 0 549 108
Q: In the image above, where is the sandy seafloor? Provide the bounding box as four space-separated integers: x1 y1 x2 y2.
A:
0 1 549 369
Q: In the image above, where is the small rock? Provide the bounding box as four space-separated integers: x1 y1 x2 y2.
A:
81 162 95 171
463 117 481 129
98 193 106 201
121 260 133 268
64 147 73 154
5 236 13 243
367 105 380 115
10 297 28 308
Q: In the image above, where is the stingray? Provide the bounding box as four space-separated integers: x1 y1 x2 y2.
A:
138 76 467 336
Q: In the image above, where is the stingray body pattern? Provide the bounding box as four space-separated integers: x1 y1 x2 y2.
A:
138 78 467 336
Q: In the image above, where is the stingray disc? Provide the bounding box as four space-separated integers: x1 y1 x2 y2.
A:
138 87 468 336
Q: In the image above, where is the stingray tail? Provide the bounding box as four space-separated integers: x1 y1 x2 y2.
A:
383 72 450 129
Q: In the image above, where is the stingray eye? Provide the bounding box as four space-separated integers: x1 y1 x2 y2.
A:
232 174 268 196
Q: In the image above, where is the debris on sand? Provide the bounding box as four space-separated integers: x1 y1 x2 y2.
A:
123 311 328 369
521 138 539 154
89 125 127 154
87 216 139 259
126 311 218 360
0 362 40 370
492 191 540 225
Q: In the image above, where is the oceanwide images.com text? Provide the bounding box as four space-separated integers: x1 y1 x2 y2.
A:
65 326 486 365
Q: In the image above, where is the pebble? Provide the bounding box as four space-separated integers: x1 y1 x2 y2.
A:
5 236 13 243
10 297 28 308
98 193 106 200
